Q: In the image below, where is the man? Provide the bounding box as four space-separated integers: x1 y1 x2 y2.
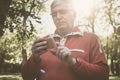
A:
21 0 109 80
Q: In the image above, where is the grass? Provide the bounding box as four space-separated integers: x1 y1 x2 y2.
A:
0 73 22 80
0 73 120 80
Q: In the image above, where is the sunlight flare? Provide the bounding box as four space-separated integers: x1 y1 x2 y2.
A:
72 0 94 16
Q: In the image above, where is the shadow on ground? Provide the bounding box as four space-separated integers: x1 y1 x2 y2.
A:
0 73 120 80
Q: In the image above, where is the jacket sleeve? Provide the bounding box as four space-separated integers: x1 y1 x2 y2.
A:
21 55 40 80
71 35 109 80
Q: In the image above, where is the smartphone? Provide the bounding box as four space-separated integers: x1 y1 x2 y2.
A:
47 37 57 49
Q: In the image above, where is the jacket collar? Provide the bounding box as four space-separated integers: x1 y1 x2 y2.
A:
49 27 84 38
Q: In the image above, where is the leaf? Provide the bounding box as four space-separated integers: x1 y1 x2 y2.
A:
36 20 41 23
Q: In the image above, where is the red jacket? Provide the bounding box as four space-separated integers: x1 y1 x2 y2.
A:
21 28 109 80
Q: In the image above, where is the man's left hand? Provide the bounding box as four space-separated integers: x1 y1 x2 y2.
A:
50 46 76 64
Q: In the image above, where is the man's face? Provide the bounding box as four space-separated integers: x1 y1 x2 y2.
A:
51 3 76 31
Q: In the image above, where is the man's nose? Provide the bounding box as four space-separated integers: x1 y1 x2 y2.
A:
56 12 62 19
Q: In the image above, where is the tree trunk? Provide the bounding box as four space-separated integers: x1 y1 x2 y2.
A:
21 16 28 65
21 47 27 65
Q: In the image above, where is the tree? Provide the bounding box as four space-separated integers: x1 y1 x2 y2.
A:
0 0 48 68
103 0 120 75
0 31 20 73
7 0 48 65
0 0 12 36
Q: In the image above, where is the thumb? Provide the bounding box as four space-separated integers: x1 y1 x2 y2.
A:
50 49 57 55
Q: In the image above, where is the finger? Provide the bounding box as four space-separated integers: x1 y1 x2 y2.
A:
56 47 62 57
59 49 68 60
57 48 67 60
56 42 60 47
33 50 47 59
32 41 47 50
50 50 57 55
34 38 46 44
32 45 47 54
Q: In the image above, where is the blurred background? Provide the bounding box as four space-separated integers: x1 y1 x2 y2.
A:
0 0 120 80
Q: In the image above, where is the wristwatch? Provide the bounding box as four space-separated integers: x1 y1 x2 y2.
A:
72 57 79 64
75 57 80 64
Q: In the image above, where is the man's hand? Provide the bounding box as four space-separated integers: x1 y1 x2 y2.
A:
51 46 76 64
31 38 48 62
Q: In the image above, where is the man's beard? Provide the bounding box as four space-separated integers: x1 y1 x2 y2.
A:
57 26 73 37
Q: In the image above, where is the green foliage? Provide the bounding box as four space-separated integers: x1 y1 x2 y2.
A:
0 30 35 73
0 0 12 36
102 0 120 57
0 0 48 73
4 0 47 33
0 31 20 63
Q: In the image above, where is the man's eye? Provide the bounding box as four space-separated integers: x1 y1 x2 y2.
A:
60 10 68 14
51 10 70 17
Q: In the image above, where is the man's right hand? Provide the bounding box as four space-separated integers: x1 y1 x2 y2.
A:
31 38 48 62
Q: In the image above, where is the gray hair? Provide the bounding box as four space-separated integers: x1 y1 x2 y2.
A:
51 0 74 9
